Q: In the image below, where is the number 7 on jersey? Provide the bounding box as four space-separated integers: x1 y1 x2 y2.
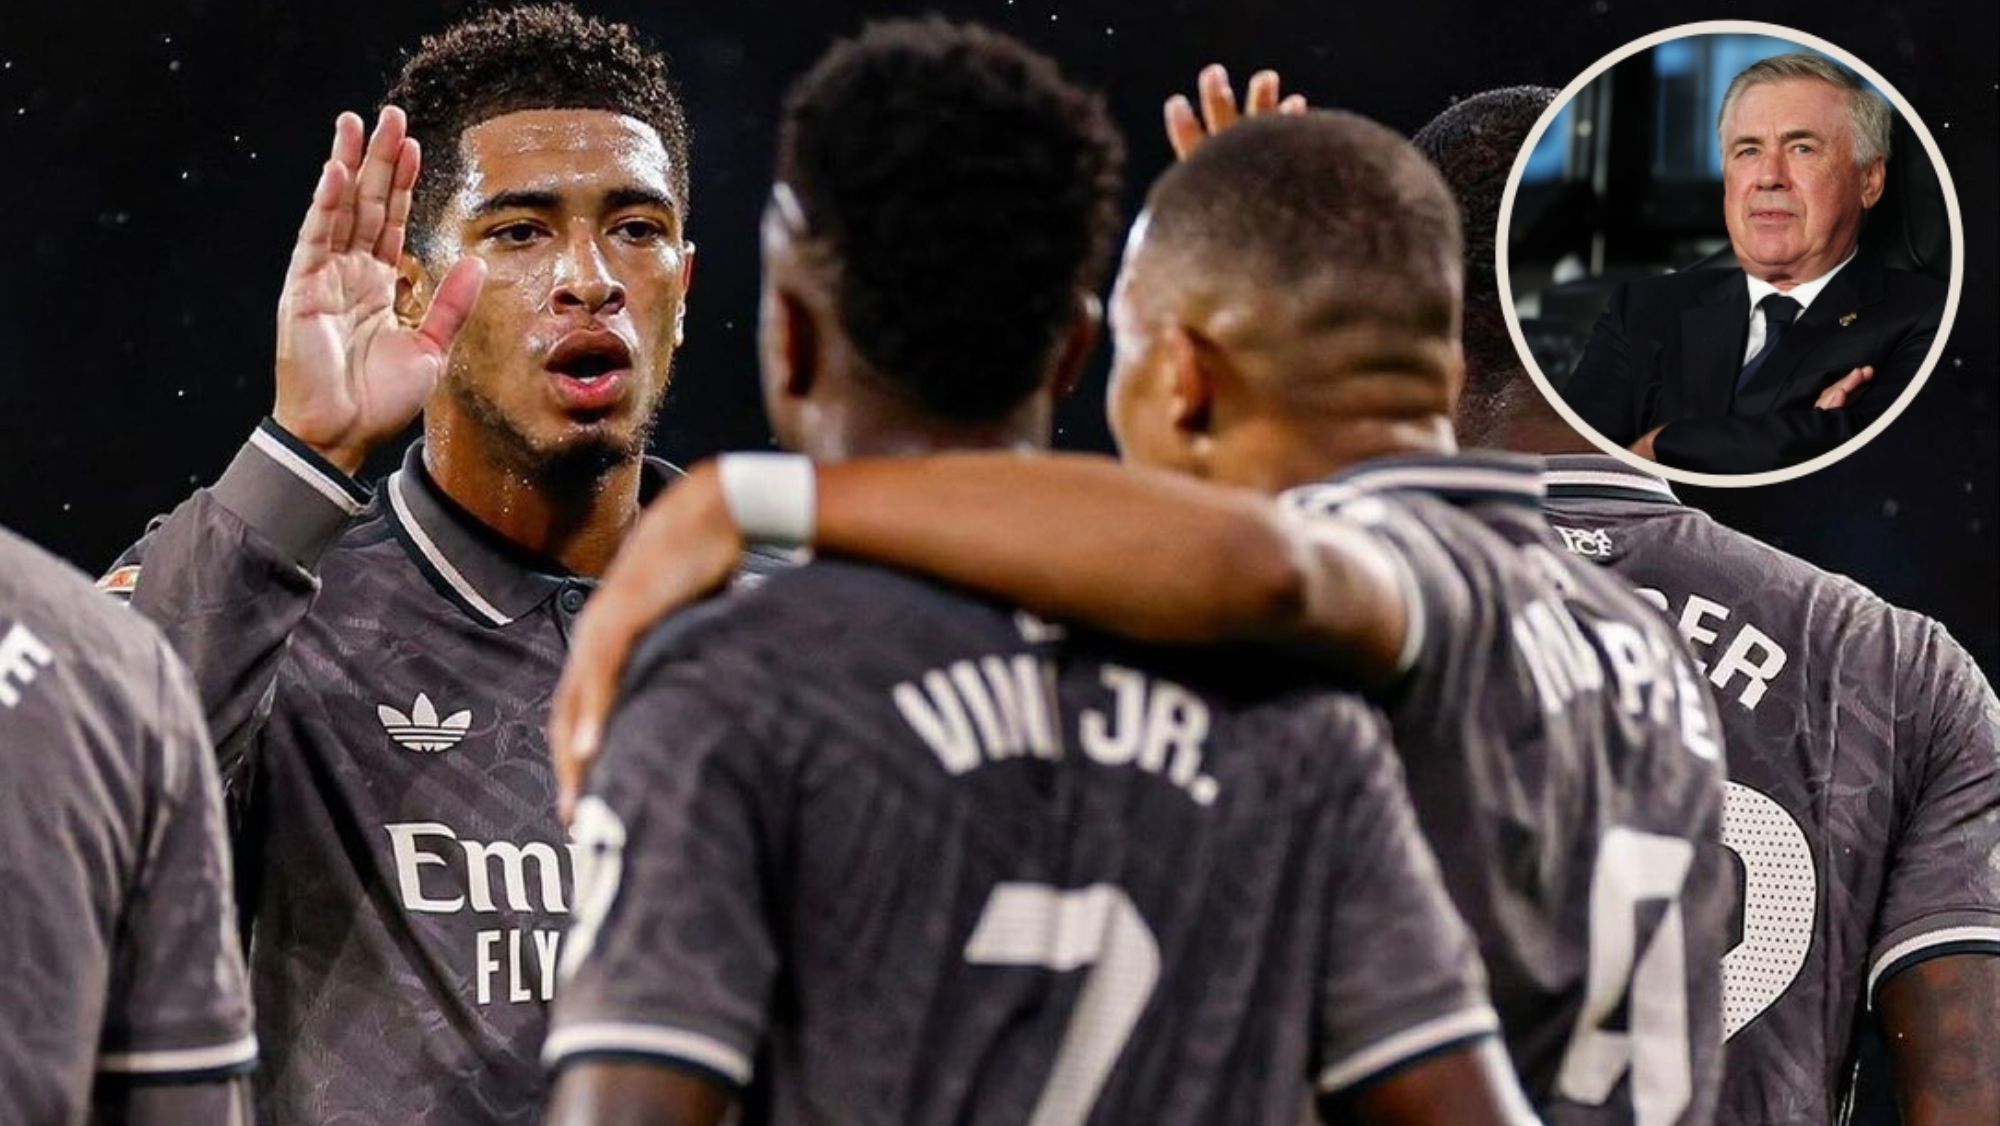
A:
963 883 1161 1126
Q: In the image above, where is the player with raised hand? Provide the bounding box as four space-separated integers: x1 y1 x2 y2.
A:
0 527 254 1126
544 24 1531 1125
272 106 485 475
553 72 1728 1126
1413 86 2000 1126
1163 63 1307 159
100 7 784 1124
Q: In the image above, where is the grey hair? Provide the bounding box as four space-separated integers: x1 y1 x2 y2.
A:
1717 52 1892 166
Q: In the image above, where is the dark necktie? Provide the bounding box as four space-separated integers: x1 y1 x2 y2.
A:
1738 293 1802 390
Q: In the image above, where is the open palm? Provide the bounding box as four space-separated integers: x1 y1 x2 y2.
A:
274 107 485 474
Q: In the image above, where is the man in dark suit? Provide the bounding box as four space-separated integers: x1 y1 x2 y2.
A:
1564 53 1945 474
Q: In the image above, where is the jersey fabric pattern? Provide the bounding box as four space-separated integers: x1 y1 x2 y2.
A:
547 560 1499 1125
1282 452 1730 1126
0 526 255 1125
105 419 789 1126
1543 452 2000 1126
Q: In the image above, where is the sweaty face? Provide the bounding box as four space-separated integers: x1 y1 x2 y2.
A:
1720 79 1883 286
431 109 692 469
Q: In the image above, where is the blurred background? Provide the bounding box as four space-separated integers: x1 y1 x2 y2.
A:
0 0 1991 704
1509 33 1953 390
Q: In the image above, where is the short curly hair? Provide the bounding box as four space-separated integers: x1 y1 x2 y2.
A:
777 18 1125 424
384 3 691 260
1412 87 1556 408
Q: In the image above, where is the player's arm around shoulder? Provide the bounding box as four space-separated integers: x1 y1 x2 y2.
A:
808 452 1417 677
552 451 1415 812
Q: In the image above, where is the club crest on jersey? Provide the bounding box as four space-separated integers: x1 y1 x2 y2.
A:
377 692 474 753
1555 525 1616 559
97 564 142 598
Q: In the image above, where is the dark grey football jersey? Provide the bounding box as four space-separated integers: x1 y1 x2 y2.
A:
105 420 789 1126
1281 453 1730 1126
1543 453 2000 1126
548 560 1499 1125
0 525 254 1124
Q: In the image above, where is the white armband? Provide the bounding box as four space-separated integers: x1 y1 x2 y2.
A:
717 453 817 548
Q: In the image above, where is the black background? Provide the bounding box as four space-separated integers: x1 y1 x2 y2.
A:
0 0 1992 677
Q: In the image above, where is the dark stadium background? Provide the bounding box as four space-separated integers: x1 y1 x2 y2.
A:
0 0 1991 691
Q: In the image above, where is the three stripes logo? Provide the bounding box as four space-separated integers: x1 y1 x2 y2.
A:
377 692 474 753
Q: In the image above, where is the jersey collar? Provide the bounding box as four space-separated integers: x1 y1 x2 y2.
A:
1296 451 1547 511
1541 454 1682 507
382 441 682 629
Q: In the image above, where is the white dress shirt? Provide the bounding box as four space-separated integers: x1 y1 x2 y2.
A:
1742 249 1857 363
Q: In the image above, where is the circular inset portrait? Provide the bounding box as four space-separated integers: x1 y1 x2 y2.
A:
1498 21 1962 485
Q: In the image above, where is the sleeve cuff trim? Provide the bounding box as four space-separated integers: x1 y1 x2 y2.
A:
98 1034 258 1075
1316 1004 1500 1094
1868 925 2000 1004
251 422 367 514
1382 540 1427 676
542 1022 752 1086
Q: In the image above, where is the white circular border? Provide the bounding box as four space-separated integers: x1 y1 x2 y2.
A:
1495 19 1965 488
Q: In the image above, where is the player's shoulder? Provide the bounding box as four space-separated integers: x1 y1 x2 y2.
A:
0 526 174 716
625 558 1017 690
2 527 168 665
1675 508 1916 630
1614 506 1965 695
1284 468 1560 625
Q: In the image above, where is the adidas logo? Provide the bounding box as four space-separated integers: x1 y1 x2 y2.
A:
377 692 473 753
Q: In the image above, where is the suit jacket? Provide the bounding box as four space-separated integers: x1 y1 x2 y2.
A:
1564 256 1945 473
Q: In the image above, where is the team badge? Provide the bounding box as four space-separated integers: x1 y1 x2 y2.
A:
97 565 142 598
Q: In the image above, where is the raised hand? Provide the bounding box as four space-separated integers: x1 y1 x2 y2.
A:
1164 65 1308 160
1815 365 1874 410
273 107 487 475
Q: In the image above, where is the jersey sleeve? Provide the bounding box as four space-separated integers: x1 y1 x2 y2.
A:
543 655 787 1092
107 419 366 809
1276 489 1456 685
1867 621 2000 1001
1309 706 1499 1096
96 637 257 1085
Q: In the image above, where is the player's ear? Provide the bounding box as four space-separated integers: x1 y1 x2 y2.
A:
1859 155 1886 209
1049 290 1103 401
1441 338 1466 416
776 289 819 400
673 242 696 348
395 253 434 330
1165 324 1218 439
